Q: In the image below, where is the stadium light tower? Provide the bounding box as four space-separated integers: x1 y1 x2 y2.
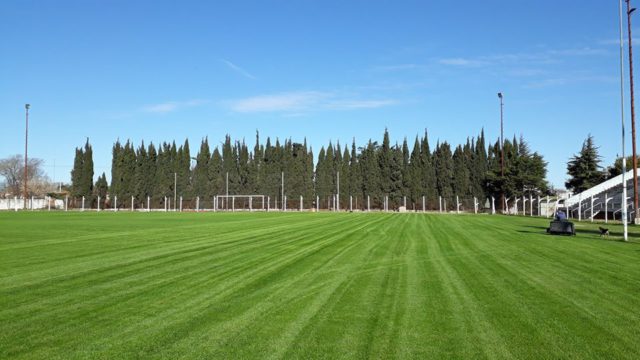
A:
626 0 639 221
498 92 505 213
619 0 629 241
24 104 30 209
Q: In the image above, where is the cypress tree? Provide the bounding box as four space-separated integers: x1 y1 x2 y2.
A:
452 145 470 199
94 172 108 208
71 146 84 198
348 139 362 207
379 129 392 199
360 140 381 206
389 144 404 207
193 138 211 198
434 141 454 205
408 136 423 208
209 148 224 196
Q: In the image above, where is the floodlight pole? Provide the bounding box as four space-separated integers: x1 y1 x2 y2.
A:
620 0 630 240
498 93 505 214
627 0 639 220
24 104 30 209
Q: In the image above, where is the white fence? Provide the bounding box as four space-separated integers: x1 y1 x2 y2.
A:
0 197 64 211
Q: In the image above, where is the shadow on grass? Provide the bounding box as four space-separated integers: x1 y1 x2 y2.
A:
517 226 639 244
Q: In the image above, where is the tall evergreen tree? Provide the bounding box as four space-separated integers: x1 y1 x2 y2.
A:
566 135 604 193
193 138 211 198
348 139 362 208
434 141 454 205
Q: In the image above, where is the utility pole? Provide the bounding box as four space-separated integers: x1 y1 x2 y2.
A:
498 93 505 213
627 0 639 221
620 0 629 241
336 171 340 211
226 171 229 210
24 104 30 209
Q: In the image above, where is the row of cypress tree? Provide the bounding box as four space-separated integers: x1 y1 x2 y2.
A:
72 129 549 209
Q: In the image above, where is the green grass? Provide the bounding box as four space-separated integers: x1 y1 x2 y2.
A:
1 212 639 359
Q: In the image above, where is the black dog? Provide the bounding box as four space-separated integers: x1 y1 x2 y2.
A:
599 227 610 237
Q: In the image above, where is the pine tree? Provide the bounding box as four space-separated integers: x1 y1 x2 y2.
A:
566 135 604 193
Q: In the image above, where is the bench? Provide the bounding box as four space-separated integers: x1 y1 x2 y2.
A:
547 220 576 236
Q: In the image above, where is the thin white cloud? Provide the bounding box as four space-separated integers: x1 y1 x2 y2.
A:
438 47 609 68
326 99 397 109
227 91 397 113
438 58 489 67
371 64 422 72
221 59 256 80
142 99 209 114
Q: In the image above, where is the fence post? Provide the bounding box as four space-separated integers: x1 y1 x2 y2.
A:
82 196 85 212
300 195 303 211
164 196 167 212
456 196 460 214
578 195 582 221
284 196 287 211
267 196 270 212
491 196 495 215
180 196 183 212
474 197 478 214
530 194 533 217
114 196 117 212
131 196 134 212
48 196 51 211
147 196 150 212
367 195 370 212
422 196 425 212
197 196 200 212
316 196 319 212
350 195 353 212
439 196 442 213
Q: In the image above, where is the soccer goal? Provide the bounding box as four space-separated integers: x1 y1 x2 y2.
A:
214 195 266 211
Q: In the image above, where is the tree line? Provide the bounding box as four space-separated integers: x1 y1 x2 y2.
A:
71 129 550 209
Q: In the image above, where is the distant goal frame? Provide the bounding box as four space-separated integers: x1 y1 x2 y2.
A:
214 195 267 211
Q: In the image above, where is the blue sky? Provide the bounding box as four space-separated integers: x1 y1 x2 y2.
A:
0 0 634 188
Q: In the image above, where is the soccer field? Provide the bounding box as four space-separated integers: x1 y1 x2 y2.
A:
1 212 639 359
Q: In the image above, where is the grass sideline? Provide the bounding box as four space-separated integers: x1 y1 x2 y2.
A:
1 212 639 359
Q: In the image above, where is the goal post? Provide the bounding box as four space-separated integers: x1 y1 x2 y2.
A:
214 195 266 212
